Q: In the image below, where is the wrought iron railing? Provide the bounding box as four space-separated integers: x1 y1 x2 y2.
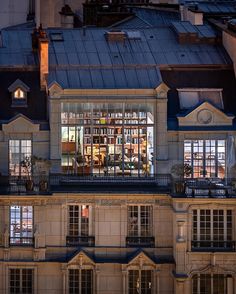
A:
191 240 236 252
0 175 50 194
66 236 95 247
173 178 236 198
126 236 155 248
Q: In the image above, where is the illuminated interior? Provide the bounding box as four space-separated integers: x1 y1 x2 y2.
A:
61 102 154 176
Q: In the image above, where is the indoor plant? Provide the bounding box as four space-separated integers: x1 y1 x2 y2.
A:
171 163 192 193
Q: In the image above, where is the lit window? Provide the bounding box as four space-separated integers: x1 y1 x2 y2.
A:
67 205 94 246
184 140 225 178
10 206 33 245
14 88 25 99
192 274 228 294
69 269 93 294
8 79 29 107
61 102 154 177
9 140 32 177
12 88 27 107
178 89 223 109
129 270 152 294
192 209 233 250
9 268 34 294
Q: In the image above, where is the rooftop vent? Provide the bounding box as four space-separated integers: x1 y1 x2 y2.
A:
50 32 64 41
105 30 126 42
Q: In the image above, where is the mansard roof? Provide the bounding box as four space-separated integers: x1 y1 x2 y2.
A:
0 70 48 122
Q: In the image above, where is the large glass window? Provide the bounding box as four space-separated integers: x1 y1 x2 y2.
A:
10 206 33 245
192 209 232 250
128 206 152 237
9 140 32 176
129 270 152 294
192 274 228 294
61 102 154 176
9 268 34 294
184 140 225 178
69 269 93 294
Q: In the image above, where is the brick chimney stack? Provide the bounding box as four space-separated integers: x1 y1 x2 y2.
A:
38 26 49 89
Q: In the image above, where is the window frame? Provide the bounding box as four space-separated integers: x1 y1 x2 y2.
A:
67 266 94 294
8 139 32 177
192 273 229 294
127 205 153 237
128 269 153 294
191 208 233 250
11 87 28 107
184 139 226 178
67 205 92 237
8 267 35 294
9 206 34 246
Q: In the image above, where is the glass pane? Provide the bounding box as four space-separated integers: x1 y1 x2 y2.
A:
61 102 154 177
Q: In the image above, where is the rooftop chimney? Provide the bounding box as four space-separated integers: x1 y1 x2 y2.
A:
38 25 49 89
186 4 203 26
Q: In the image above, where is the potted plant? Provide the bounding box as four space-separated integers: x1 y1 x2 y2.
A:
171 163 192 193
21 155 51 192
32 156 51 192
21 156 34 192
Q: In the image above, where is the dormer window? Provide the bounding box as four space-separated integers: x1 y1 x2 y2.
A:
178 88 224 110
8 79 30 107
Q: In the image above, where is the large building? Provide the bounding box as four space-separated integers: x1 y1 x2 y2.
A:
0 3 236 294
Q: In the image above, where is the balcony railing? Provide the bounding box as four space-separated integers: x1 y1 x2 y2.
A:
66 236 95 247
126 236 155 248
10 237 34 246
0 175 50 195
191 240 236 252
173 178 236 198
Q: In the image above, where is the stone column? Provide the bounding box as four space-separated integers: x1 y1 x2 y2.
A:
96 267 100 294
175 280 185 294
154 269 160 294
122 270 127 294
184 278 191 294
62 267 66 294
227 276 233 294
155 83 169 174
4 225 9 248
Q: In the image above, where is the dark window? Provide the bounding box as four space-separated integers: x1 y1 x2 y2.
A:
192 274 227 294
129 270 152 294
69 269 93 294
9 268 34 294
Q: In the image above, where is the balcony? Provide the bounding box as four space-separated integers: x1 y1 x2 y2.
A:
0 175 50 195
0 174 171 195
66 236 95 247
10 237 34 246
191 240 236 252
172 178 236 198
126 236 155 248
